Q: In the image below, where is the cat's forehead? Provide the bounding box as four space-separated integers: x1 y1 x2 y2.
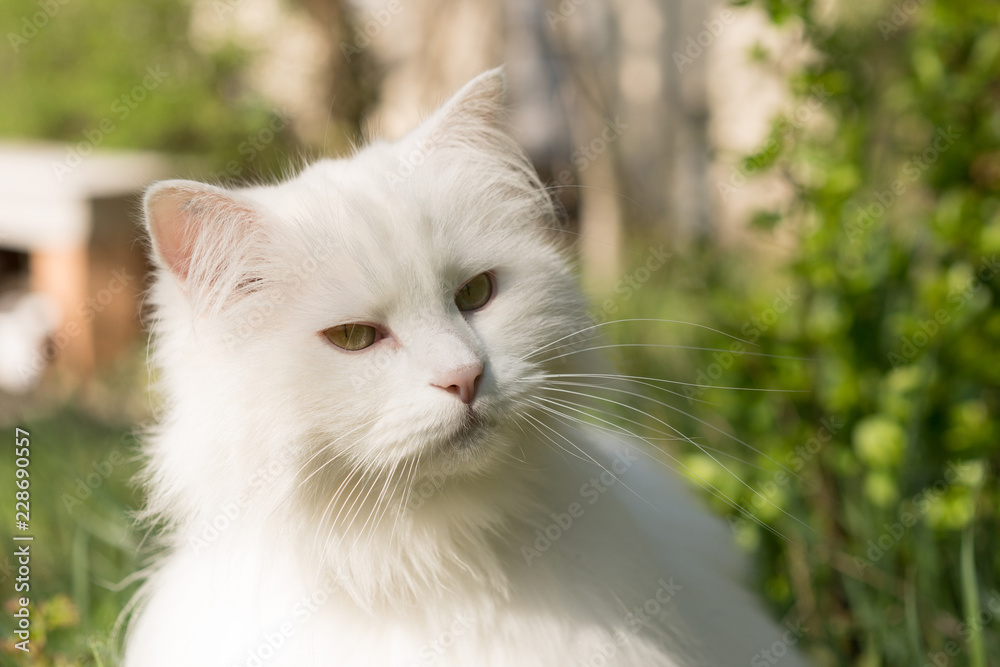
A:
257 151 539 319
286 152 510 265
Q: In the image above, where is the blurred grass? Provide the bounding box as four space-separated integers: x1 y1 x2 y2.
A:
0 398 144 666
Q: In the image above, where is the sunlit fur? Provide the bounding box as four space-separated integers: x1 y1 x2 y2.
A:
125 69 809 667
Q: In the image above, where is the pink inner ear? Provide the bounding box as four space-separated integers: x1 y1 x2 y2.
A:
145 183 257 281
147 188 202 279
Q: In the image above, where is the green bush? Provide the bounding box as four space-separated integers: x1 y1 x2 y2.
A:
607 2 1000 664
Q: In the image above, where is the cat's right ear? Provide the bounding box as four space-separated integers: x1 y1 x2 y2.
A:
144 180 263 300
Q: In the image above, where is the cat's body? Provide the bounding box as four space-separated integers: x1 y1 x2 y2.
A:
126 69 809 667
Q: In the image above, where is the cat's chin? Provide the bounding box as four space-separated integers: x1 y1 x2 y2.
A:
427 407 508 467
437 409 493 450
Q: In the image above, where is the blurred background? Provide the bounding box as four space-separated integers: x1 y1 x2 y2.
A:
0 0 998 665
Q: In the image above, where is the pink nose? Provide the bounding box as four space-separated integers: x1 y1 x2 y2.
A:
432 363 483 404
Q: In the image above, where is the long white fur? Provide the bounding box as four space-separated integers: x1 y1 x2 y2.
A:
125 68 810 667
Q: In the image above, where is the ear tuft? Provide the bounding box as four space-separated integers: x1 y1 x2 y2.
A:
439 66 506 128
411 67 509 146
144 180 259 281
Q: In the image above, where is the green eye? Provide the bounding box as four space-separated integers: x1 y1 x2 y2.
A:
323 324 378 351
455 272 493 311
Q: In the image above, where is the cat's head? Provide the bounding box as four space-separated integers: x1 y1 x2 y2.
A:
143 69 589 513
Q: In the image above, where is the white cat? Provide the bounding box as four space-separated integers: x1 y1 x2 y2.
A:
125 68 810 667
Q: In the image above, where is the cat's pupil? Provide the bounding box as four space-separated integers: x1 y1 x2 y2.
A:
323 324 377 351
455 273 492 312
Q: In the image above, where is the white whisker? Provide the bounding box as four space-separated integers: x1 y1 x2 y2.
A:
531 393 771 472
521 318 760 363
535 385 814 534
524 372 806 394
296 418 380 488
548 373 716 405
539 343 813 365
536 377 807 484
526 396 795 543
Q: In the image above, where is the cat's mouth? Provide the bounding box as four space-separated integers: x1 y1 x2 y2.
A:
440 407 499 453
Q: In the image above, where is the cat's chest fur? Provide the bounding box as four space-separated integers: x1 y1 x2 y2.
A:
126 424 797 667
128 431 700 667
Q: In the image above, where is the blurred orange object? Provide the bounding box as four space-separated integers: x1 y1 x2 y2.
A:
0 143 172 387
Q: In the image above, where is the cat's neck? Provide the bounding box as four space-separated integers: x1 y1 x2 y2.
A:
297 445 547 609
153 410 559 609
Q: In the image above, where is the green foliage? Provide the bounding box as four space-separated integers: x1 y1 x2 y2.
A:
609 2 1000 664
0 0 295 180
